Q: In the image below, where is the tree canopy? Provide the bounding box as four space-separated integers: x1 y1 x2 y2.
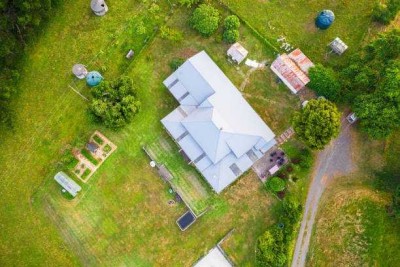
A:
372 0 400 25
341 30 400 138
293 99 341 150
178 0 200 8
308 64 340 100
89 76 141 129
190 4 220 37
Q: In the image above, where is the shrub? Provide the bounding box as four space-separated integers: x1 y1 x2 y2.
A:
223 15 240 43
134 20 147 35
224 15 240 30
89 76 141 129
223 29 239 43
256 197 302 267
299 148 313 169
266 177 286 192
160 25 183 42
190 4 220 37
169 58 185 71
372 0 400 25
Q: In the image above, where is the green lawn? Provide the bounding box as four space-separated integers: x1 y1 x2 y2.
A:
0 0 389 266
308 184 400 266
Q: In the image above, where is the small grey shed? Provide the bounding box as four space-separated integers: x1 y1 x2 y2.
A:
329 37 348 55
72 64 88 79
91 0 108 16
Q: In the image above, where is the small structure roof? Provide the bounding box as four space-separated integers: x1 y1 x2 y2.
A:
86 71 103 87
194 247 232 267
86 142 99 153
316 10 335 30
227 42 248 64
330 37 348 55
72 64 88 79
270 49 314 94
91 0 108 16
54 171 81 197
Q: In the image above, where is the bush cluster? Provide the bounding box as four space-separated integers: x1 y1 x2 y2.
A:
372 0 400 25
223 15 240 43
256 197 302 267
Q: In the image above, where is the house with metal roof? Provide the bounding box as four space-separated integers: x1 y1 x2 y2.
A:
193 246 232 267
54 171 82 197
161 51 276 193
270 48 314 94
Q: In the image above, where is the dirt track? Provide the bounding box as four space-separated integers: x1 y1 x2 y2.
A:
291 118 355 267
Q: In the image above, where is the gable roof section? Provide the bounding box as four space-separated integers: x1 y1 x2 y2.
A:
288 48 314 74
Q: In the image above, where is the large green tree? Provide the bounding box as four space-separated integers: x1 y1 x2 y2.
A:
293 99 341 150
308 64 340 100
90 76 141 129
190 4 220 37
341 30 400 138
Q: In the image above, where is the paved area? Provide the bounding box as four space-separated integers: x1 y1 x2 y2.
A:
252 148 287 182
291 118 355 267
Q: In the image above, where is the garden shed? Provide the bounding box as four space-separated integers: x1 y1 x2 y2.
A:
330 37 348 55
54 171 81 197
316 10 335 29
91 0 108 16
227 42 248 64
72 64 88 79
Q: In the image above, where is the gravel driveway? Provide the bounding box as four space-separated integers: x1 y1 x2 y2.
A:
291 118 355 267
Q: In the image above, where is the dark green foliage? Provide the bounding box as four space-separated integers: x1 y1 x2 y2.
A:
89 76 141 129
308 64 340 100
169 58 185 71
222 29 239 43
190 4 220 37
353 62 400 138
266 177 286 192
256 197 302 267
93 135 104 145
224 15 240 30
393 186 400 218
293 99 341 150
298 148 313 169
223 15 240 43
372 0 400 25
178 0 200 8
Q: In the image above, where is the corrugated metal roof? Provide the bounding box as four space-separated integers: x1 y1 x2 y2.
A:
162 51 276 193
270 49 314 93
54 172 81 197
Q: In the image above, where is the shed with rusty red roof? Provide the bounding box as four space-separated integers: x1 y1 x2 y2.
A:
270 49 314 94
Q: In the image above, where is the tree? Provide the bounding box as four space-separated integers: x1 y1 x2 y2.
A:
353 62 400 138
293 99 341 150
89 76 141 129
308 64 340 100
178 0 200 8
190 4 220 37
266 177 286 192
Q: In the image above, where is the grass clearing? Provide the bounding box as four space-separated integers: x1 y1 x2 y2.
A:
308 183 400 266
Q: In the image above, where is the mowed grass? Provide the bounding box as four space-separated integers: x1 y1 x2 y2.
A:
222 0 378 65
0 0 386 266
